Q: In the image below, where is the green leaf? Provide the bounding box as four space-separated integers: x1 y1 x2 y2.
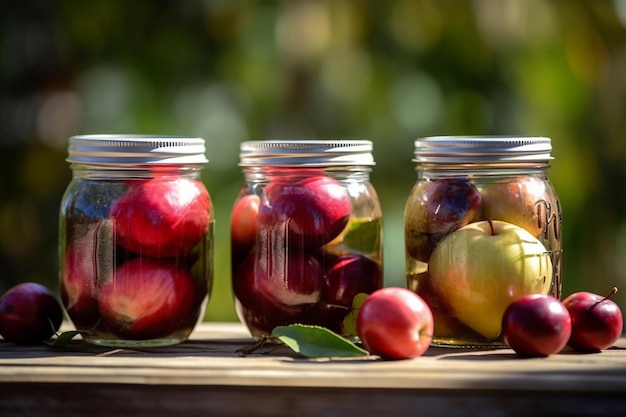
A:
342 292 370 337
340 217 382 254
272 324 369 358
44 330 82 348
331 214 381 255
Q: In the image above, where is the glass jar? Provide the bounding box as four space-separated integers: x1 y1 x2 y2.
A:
405 136 562 347
231 140 383 338
59 135 214 347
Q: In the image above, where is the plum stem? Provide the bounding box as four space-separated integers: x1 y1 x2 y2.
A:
325 303 351 311
591 287 618 310
47 317 57 335
236 335 273 355
487 217 495 235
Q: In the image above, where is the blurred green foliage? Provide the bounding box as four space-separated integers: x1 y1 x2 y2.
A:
1 0 626 321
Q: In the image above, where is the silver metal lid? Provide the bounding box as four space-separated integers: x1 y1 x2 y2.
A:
414 136 553 164
239 140 375 167
67 135 208 165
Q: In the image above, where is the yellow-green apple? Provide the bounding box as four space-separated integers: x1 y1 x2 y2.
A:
415 274 483 341
405 179 482 263
480 178 549 237
428 219 553 341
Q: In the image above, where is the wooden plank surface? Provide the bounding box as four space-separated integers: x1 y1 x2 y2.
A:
2 322 626 417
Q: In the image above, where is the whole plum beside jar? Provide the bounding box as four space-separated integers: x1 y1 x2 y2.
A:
563 288 623 352
0 283 63 344
501 294 571 357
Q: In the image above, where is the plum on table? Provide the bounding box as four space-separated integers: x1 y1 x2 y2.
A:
563 288 623 352
501 294 571 357
0 282 63 344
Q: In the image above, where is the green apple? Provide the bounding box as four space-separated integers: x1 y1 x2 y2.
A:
480 178 549 238
428 219 553 341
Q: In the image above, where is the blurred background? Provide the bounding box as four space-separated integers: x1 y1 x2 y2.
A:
1 0 626 321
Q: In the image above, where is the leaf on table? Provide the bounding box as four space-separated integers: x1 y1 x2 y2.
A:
272 324 369 358
44 330 82 348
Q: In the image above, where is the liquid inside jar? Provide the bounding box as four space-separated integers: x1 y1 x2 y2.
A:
231 167 383 338
405 174 562 347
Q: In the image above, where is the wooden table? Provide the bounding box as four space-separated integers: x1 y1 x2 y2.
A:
1 322 626 417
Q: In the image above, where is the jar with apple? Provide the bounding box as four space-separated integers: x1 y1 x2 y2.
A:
59 135 214 347
232 140 383 338
405 136 562 347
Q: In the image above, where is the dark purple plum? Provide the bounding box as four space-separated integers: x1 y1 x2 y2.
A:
258 175 351 249
317 254 382 334
0 283 63 344
232 250 324 336
321 254 381 307
501 294 571 357
405 179 482 262
562 288 623 352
